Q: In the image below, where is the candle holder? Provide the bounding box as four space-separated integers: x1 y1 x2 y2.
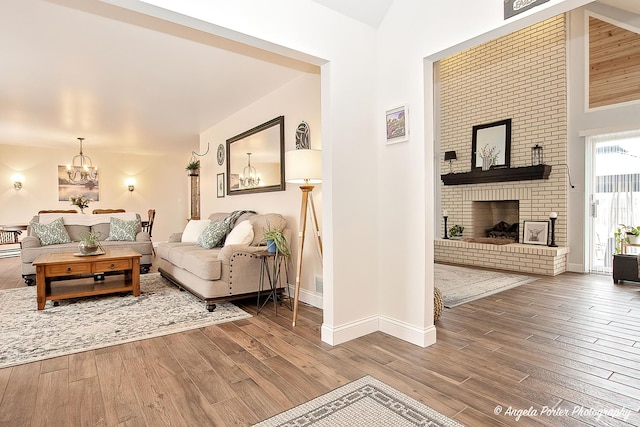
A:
443 215 449 239
549 216 557 247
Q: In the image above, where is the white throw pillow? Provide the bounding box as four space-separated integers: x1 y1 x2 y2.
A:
181 219 211 243
224 220 254 246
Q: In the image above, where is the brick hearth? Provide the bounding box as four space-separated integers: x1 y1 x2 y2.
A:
434 239 569 276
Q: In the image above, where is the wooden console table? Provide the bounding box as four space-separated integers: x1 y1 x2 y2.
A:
33 248 141 310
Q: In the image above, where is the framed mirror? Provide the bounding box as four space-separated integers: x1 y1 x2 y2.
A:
226 116 285 195
471 118 511 170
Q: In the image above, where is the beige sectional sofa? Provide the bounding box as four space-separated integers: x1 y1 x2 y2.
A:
21 212 154 285
157 211 290 311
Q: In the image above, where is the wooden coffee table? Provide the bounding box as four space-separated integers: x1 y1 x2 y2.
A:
33 248 141 310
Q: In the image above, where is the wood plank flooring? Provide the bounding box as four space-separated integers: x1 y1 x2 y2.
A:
1 255 639 426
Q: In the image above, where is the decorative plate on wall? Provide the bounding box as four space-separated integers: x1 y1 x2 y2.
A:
217 144 225 165
295 121 310 149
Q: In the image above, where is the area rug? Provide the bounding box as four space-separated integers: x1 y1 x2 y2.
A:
0 273 251 369
253 375 463 427
0 246 21 258
435 264 537 308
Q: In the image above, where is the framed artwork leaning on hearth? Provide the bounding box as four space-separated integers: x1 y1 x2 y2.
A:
523 220 549 245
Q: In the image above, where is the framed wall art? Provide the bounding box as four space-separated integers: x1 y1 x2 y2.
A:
57 165 100 201
471 118 511 170
217 173 225 198
385 105 409 145
523 220 549 245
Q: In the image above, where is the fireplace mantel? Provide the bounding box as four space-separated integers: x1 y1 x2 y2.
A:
441 165 552 186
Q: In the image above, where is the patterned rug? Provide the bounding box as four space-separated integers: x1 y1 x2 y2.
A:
254 375 463 426
435 264 537 308
0 273 251 369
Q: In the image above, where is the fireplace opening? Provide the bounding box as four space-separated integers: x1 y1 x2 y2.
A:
472 200 519 242
487 221 519 241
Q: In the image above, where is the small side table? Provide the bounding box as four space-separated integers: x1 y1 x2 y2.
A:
256 251 292 316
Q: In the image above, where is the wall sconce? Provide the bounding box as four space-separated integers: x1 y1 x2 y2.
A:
531 144 544 166
11 174 23 190
444 151 457 173
125 178 136 192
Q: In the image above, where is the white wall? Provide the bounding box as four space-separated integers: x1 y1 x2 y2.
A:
0 143 191 243
199 73 323 304
120 0 594 346
567 3 640 272
375 0 592 345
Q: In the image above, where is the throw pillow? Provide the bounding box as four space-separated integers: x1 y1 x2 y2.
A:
107 217 139 241
30 217 72 246
224 220 254 246
182 219 211 243
197 221 229 249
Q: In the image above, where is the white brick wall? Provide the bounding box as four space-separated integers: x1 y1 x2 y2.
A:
438 15 568 274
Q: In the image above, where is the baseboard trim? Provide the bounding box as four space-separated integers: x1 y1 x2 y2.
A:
287 285 323 309
379 315 437 348
321 315 437 348
321 315 378 346
567 262 586 273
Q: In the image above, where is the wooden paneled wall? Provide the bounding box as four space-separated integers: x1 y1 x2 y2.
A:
589 17 640 108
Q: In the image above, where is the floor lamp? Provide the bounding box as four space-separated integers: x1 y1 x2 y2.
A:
285 148 322 327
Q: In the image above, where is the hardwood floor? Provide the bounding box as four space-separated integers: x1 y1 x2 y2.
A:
1 254 639 426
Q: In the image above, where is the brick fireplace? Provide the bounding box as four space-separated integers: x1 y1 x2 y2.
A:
436 187 569 277
436 15 569 276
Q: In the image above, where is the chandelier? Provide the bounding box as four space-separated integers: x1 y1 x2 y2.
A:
67 137 98 185
240 153 260 188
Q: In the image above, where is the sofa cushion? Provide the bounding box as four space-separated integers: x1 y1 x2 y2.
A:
249 214 287 246
197 221 229 249
181 250 222 281
107 217 139 241
91 223 111 241
158 243 223 281
182 219 211 242
30 218 72 246
225 220 254 246
65 224 91 242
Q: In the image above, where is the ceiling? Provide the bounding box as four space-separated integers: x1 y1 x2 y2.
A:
0 0 318 155
2 0 638 156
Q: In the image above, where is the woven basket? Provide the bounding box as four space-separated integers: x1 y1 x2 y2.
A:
434 287 443 321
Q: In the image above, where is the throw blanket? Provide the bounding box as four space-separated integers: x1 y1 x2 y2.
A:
220 210 255 245
223 210 256 230
37 212 138 226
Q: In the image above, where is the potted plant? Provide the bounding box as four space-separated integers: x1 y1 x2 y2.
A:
78 230 104 255
186 159 200 176
614 224 640 254
449 224 464 240
262 224 290 256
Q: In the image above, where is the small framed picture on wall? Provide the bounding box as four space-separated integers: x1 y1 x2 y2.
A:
217 173 225 198
385 105 409 145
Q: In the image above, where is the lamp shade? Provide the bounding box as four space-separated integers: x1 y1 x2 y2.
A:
444 150 457 161
285 149 322 184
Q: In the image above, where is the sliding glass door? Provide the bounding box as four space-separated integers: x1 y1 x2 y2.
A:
588 130 640 274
